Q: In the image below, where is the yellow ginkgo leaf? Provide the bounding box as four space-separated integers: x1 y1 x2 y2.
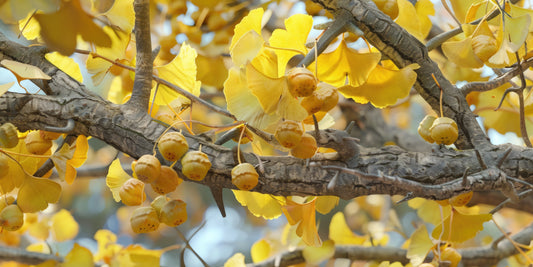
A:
487 14 530 68
86 26 131 85
0 82 14 96
408 198 452 226
9 0 59 20
442 37 484 68
246 62 285 114
251 239 272 263
28 219 50 240
51 209 79 242
315 196 339 215
224 253 246 267
329 212 366 245
45 52 83 83
415 0 435 39
106 158 131 202
449 0 479 23
431 209 492 243
63 243 94 267
100 0 135 32
314 40 381 88
338 63 419 108
269 14 313 77
50 135 88 184
34 0 112 55
196 54 228 88
302 240 335 265
395 0 428 40
233 190 285 219
406 224 434 266
1 59 51 80
229 8 264 52
19 11 41 41
282 197 322 247
231 30 264 67
94 229 123 264
152 43 201 106
223 67 280 129
114 245 163 267
17 176 61 213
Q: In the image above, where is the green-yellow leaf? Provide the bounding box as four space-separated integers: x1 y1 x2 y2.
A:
406 224 434 266
329 212 366 245
251 239 271 263
233 190 285 219
431 209 492 243
302 240 335 265
51 209 79 242
106 158 131 202
45 52 83 83
63 243 94 267
17 176 61 213
224 253 246 267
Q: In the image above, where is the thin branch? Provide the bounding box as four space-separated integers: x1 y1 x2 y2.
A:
0 245 62 265
126 0 153 111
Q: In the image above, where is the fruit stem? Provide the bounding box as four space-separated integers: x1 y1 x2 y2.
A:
263 44 305 56
236 124 247 164
0 149 50 159
431 73 444 117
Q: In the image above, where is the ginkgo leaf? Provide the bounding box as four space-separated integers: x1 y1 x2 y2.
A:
196 54 228 88
50 135 88 184
246 62 285 114
432 209 492 243
415 0 435 39
94 229 123 264
106 158 131 202
442 37 484 68
1 59 51 80
302 240 335 265
315 196 339 215
224 253 246 267
34 0 112 55
406 224 434 266
223 67 280 129
231 30 264 67
63 243 94 267
230 8 264 52
487 13 530 68
0 82 14 96
251 239 271 263
329 212 366 245
114 245 163 267
28 219 50 240
45 52 83 83
269 14 313 76
449 0 479 23
9 0 59 20
338 63 419 108
100 0 135 33
282 197 322 247
17 176 61 213
1 139 48 194
51 209 79 242
233 190 285 219
408 198 452 226
152 43 201 106
395 0 429 40
86 26 131 85
313 40 381 88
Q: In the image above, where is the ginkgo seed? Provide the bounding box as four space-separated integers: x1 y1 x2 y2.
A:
134 155 161 183
429 117 458 145
275 120 304 149
231 163 259 191
130 206 160 234
0 204 24 231
158 132 189 162
25 131 52 155
181 150 211 181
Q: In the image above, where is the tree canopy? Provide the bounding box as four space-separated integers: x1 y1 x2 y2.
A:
1 0 533 266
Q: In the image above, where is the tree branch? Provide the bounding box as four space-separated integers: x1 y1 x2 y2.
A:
126 0 152 111
0 245 62 265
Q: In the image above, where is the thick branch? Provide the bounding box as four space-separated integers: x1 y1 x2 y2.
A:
126 0 152 111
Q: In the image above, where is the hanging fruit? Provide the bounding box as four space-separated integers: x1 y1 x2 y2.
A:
151 166 183 195
0 204 24 231
158 132 189 162
0 123 18 148
275 120 304 149
418 115 437 143
159 199 188 226
119 178 146 206
25 131 52 155
429 117 458 145
300 82 339 114
181 150 211 181
130 206 160 233
290 133 317 159
231 163 259 191
287 67 318 97
134 155 162 183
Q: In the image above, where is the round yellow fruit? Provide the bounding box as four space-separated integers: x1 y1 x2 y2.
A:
181 150 211 181
275 120 304 149
231 163 259 191
119 178 146 206
287 67 317 97
160 199 188 226
158 132 189 162
418 115 436 143
130 206 160 233
430 117 458 145
151 166 183 195
0 204 24 231
25 131 52 155
134 155 161 183
290 133 317 159
0 123 18 148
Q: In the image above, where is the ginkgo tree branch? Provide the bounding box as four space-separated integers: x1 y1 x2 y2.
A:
125 0 152 111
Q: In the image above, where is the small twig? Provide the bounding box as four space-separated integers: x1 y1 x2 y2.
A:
175 224 210 267
43 119 75 133
474 149 488 170
33 135 77 177
396 192 415 204
490 189 533 214
496 147 512 168
440 0 461 27
461 167 470 187
514 53 533 147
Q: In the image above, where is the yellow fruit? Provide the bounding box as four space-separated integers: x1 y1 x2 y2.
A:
275 120 304 149
0 196 15 212
287 67 318 97
290 133 317 159
151 195 168 217
158 132 189 162
151 166 183 195
119 178 146 206
440 246 461 267
449 191 473 207
0 204 24 231
418 115 437 143
134 155 161 183
0 154 9 178
130 207 160 234
181 150 211 181
472 35 498 62
25 131 52 155
0 123 18 148
231 163 259 191
160 199 187 226
430 117 458 145
39 130 61 140
301 82 339 114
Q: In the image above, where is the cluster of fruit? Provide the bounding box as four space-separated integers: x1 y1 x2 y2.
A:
130 196 187 233
273 68 340 159
417 115 459 145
